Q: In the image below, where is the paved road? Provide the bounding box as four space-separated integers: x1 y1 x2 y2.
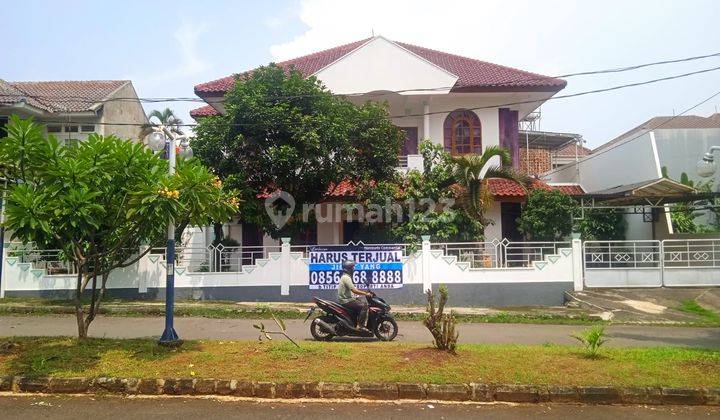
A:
1 315 718 347
0 394 718 420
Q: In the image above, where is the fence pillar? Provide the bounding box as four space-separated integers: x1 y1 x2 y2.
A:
0 243 6 298
280 237 291 296
421 235 431 293
571 238 583 291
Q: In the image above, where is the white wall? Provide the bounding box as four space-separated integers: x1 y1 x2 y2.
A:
314 37 458 95
547 133 661 239
1 239 578 298
484 201 502 242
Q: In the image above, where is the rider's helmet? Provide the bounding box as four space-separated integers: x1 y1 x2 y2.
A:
341 260 355 274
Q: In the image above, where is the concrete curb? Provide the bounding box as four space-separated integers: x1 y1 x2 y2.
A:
1 376 718 406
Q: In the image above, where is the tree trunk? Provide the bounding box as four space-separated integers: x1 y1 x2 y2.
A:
74 263 88 339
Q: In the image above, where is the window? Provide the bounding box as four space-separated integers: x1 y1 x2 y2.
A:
443 110 481 155
65 125 79 133
47 125 62 133
81 125 95 133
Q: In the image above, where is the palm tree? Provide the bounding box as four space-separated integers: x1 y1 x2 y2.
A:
139 108 184 140
451 146 532 225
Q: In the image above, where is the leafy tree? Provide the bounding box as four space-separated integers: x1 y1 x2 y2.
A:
451 146 531 225
0 116 238 338
357 141 486 243
662 167 718 233
139 108 184 140
193 64 404 238
577 209 626 240
517 189 577 240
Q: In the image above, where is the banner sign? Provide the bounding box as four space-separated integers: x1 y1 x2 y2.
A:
308 243 404 290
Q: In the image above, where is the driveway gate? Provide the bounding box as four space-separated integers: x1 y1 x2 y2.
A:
583 239 720 288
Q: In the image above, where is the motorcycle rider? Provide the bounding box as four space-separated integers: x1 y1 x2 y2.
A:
338 260 373 332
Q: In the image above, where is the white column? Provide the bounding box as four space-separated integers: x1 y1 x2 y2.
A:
423 102 430 140
421 235 432 293
0 244 6 298
571 238 583 291
280 237 291 295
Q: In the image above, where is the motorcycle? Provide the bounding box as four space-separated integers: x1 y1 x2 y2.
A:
305 292 399 341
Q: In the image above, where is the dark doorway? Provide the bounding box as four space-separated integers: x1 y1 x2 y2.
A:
292 224 318 245
343 221 361 243
500 203 524 241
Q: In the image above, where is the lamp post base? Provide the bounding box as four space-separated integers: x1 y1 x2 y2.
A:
158 327 182 347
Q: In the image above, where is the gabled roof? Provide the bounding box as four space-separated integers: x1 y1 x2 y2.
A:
0 80 129 113
194 37 566 97
595 115 720 152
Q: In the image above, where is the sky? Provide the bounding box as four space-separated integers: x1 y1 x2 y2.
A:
3 0 720 148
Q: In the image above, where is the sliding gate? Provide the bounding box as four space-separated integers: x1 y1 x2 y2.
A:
583 239 720 288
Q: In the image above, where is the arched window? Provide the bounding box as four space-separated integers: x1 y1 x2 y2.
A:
443 109 481 155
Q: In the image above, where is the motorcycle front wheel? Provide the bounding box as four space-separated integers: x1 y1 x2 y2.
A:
310 316 335 341
374 316 398 341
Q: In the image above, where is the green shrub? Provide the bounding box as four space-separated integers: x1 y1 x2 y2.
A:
571 325 608 358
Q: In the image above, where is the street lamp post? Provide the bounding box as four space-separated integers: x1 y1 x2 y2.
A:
147 126 192 347
697 146 719 178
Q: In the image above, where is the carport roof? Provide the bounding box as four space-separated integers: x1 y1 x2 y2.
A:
580 178 718 206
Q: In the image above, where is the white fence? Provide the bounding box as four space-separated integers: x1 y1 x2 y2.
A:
584 239 720 288
3 237 716 303
0 237 582 306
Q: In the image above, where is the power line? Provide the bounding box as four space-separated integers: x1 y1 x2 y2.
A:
2 50 720 105
542 88 720 178
15 64 720 128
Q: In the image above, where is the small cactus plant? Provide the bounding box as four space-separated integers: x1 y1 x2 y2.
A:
423 284 459 353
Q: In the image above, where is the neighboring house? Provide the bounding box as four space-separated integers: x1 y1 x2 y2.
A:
0 80 148 143
190 36 576 245
517 130 591 176
546 114 720 239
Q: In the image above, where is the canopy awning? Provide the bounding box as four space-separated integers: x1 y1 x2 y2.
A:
519 130 579 150
579 178 718 206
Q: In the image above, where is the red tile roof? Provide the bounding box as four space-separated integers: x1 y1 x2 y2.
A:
487 178 551 198
550 184 585 195
553 142 592 158
257 179 359 200
194 37 566 97
189 104 219 118
1 80 129 113
260 178 583 201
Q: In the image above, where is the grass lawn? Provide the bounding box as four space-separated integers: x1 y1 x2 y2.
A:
1 337 719 388
0 298 605 325
679 299 720 325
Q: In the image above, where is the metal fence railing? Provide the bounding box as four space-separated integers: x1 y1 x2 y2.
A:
583 239 720 270
583 240 662 270
6 243 77 275
502 241 571 267
662 239 720 268
431 242 500 268
149 244 282 273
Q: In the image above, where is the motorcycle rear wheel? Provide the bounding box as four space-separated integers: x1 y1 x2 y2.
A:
374 316 398 341
310 317 335 341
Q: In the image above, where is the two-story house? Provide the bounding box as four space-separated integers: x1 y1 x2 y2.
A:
0 79 148 143
190 36 571 245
